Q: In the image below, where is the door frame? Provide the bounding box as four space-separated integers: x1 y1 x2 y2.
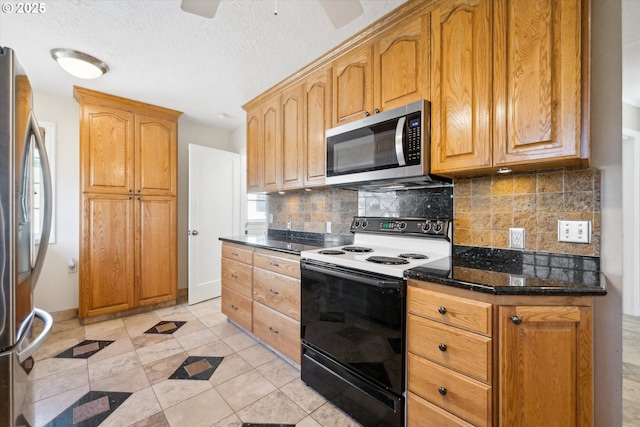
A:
623 127 640 316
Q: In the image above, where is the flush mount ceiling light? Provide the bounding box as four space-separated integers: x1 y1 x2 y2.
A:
50 48 108 79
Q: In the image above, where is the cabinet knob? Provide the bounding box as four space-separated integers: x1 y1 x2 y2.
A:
230 304 238 311
129 189 132 193
268 289 279 295
438 306 447 315
137 189 141 193
374 108 380 114
364 111 370 117
438 387 447 396
511 316 523 325
269 327 279 334
191 230 199 236
438 343 447 352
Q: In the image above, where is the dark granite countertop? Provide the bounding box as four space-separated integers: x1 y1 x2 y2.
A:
405 245 606 296
219 230 353 256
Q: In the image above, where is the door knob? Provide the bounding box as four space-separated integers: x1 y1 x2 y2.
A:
191 230 199 236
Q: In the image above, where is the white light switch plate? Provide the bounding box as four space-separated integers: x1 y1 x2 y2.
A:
558 220 592 243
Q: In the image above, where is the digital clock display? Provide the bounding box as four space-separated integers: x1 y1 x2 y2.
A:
409 118 420 128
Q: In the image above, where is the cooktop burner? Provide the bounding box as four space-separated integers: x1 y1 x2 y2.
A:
398 253 429 260
342 246 374 253
366 256 410 265
318 249 345 255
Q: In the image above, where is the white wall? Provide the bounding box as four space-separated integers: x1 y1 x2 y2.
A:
591 0 623 424
32 90 237 312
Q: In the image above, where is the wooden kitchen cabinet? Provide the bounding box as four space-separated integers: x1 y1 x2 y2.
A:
75 87 181 319
281 85 304 190
499 305 593 427
303 67 332 187
432 0 588 176
407 280 595 427
246 106 263 193
430 0 493 174
262 95 281 192
373 13 430 112
221 242 254 330
333 45 373 126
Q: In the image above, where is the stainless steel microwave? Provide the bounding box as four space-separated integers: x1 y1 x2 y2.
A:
325 100 434 187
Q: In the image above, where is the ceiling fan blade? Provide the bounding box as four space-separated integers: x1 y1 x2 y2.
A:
319 0 364 29
181 0 221 19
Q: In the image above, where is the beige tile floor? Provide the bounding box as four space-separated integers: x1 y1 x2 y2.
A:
624 314 640 427
26 298 363 427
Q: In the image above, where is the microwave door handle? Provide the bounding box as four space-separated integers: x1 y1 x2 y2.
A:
395 116 406 166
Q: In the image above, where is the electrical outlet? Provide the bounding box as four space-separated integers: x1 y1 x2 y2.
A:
509 228 525 249
67 258 77 273
558 220 592 243
268 213 273 224
326 222 332 233
286 220 291 230
509 275 526 286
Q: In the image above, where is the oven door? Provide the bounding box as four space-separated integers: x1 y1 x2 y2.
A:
300 259 405 396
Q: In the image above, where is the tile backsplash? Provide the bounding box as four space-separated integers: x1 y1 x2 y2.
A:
453 168 600 256
268 168 601 257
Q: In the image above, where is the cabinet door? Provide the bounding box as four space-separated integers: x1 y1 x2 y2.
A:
499 305 593 427
135 114 177 195
333 45 373 125
304 67 332 187
262 96 281 192
81 104 135 194
80 194 134 317
135 196 177 306
493 0 583 166
281 85 304 190
431 0 493 174
246 106 263 193
373 14 430 112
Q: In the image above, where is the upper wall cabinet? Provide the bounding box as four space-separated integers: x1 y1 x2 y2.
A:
246 106 263 193
333 13 431 126
261 95 281 193
431 0 493 174
493 0 584 167
333 45 373 126
373 14 431 113
432 0 588 176
281 85 305 190
304 67 333 187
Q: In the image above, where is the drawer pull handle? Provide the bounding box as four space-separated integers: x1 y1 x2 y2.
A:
231 252 239 256
230 304 238 311
269 327 279 334
511 316 523 325
269 261 280 267
269 289 279 295
231 274 238 279
438 343 447 352
438 387 447 396
438 306 447 315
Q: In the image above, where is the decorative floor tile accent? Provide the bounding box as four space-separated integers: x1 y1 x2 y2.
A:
44 391 131 427
144 321 187 335
54 340 114 359
15 414 31 427
168 356 223 380
21 356 34 375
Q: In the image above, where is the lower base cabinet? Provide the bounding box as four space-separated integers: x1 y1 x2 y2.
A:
221 286 252 331
407 280 594 427
253 301 301 364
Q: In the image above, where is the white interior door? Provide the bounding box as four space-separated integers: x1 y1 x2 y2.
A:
188 144 241 305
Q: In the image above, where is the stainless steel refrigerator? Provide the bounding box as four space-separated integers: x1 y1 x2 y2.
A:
0 46 54 427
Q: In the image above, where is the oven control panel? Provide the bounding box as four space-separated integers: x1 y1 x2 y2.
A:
350 217 451 239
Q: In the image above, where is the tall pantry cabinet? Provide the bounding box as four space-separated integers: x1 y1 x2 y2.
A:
74 87 182 319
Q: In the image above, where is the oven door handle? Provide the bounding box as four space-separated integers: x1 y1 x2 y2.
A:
302 262 401 289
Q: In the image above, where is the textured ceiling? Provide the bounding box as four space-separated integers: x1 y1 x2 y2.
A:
0 0 405 130
623 0 640 107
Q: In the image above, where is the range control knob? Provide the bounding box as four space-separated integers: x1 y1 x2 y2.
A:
354 219 361 228
399 222 407 230
422 221 432 233
433 221 443 233
362 220 369 228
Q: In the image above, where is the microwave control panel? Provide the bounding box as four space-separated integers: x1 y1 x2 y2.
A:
406 112 421 164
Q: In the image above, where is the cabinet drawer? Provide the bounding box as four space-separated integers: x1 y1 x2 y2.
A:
408 286 492 336
253 301 301 365
408 353 491 427
221 258 252 297
253 250 300 278
253 267 301 321
407 392 474 427
408 314 491 384
221 286 252 331
222 243 254 265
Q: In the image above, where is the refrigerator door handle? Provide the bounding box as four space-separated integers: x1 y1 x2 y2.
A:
16 308 53 362
26 112 52 289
